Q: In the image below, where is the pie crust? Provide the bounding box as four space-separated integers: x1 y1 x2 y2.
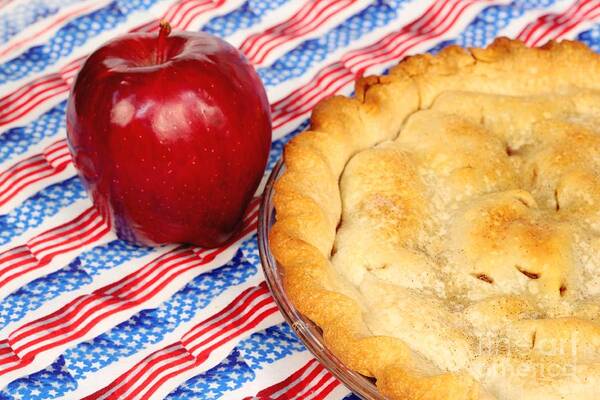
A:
270 38 600 400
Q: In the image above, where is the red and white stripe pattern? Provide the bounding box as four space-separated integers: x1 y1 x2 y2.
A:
240 0 361 66
0 247 38 295
0 206 110 299
0 200 259 383
341 0 494 74
245 359 342 400
0 70 72 129
518 0 600 46
0 340 19 370
0 139 71 211
0 0 113 63
41 139 71 171
82 283 280 399
132 0 228 33
155 0 226 31
270 0 499 136
26 205 110 263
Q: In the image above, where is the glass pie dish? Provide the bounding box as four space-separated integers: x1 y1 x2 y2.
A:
258 159 385 400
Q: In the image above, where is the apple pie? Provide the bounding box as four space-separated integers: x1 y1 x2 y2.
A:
270 38 600 399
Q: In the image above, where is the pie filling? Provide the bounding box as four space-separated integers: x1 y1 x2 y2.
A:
332 91 600 398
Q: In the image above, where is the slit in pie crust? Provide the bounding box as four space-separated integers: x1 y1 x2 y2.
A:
270 38 600 400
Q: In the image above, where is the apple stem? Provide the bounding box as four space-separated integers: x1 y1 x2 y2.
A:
156 20 172 64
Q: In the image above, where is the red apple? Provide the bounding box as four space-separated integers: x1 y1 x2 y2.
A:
66 22 271 247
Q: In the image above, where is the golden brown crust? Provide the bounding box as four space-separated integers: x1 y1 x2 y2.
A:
270 38 600 400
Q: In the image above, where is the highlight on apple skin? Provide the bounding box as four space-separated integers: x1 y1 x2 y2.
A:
66 22 272 248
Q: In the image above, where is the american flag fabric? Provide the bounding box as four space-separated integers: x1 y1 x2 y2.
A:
0 0 598 398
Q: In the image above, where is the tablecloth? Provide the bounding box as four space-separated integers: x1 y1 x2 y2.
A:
0 0 598 398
